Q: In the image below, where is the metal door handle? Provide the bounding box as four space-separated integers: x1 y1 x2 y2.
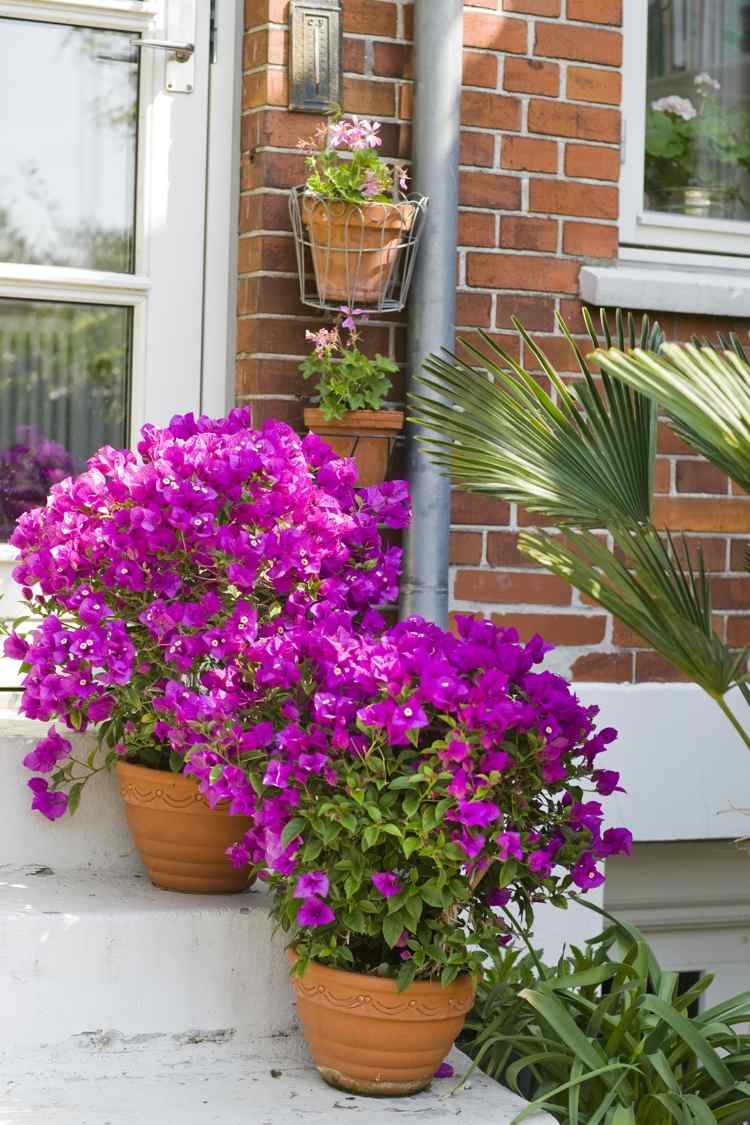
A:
131 39 194 62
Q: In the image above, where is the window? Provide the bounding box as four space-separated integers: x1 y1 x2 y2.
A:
621 0 750 259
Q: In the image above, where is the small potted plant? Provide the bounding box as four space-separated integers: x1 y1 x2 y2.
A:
190 614 630 1096
293 115 425 306
646 72 750 219
302 309 402 486
4 409 408 894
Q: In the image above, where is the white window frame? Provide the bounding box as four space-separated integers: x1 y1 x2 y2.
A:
0 0 241 676
621 0 750 261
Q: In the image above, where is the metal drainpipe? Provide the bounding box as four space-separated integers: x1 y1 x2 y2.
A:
400 0 463 628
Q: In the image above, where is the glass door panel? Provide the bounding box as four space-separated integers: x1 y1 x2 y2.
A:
0 299 131 539
0 19 139 272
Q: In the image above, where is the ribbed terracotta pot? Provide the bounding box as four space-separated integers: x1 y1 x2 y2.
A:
302 197 415 304
304 408 403 487
289 954 475 1097
116 760 252 894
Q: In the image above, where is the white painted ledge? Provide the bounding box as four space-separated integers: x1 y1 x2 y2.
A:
580 262 750 318
0 1033 554 1125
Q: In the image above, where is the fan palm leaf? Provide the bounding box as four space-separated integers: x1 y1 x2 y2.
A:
411 308 660 527
594 343 750 495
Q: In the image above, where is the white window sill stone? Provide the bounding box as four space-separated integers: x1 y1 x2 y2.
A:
580 261 750 318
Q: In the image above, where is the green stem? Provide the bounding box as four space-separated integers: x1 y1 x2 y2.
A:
715 694 750 753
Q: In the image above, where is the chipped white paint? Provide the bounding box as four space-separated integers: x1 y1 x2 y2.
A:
0 1033 555 1125
0 871 294 1047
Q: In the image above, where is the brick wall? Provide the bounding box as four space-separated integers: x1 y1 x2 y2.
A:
239 0 750 684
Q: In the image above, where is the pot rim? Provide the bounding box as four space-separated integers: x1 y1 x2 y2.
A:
303 407 404 432
288 949 476 997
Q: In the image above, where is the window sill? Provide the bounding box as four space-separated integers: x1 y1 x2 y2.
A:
579 261 750 319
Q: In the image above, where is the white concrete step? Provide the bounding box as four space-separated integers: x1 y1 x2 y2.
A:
0 869 294 1047
0 1031 554 1124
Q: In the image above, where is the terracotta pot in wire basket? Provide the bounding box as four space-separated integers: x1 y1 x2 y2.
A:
303 407 404 487
290 187 428 313
116 759 252 894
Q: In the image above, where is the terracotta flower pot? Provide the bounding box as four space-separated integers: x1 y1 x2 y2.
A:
302 196 415 304
304 408 403 487
289 955 475 1097
116 760 252 894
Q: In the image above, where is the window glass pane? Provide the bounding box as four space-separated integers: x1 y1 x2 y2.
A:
0 300 131 540
0 20 139 272
645 0 750 221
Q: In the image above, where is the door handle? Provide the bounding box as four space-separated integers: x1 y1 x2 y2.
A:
131 39 195 63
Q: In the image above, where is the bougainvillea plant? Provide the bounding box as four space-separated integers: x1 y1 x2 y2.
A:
301 114 408 205
301 309 398 420
179 614 629 989
5 409 409 819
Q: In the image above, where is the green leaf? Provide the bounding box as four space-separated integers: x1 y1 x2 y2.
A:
383 912 405 949
67 782 83 816
639 994 734 1088
362 825 381 851
281 817 305 848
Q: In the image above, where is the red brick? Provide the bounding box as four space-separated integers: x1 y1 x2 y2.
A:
452 491 511 525
461 131 496 169
487 531 535 566
528 99 620 142
612 619 643 648
657 422 694 456
454 569 572 605
654 458 671 494
535 22 622 66
342 77 396 117
372 42 410 78
567 0 622 25
676 460 729 495
565 143 620 181
243 26 287 69
237 233 296 274
521 334 586 373
342 0 398 37
711 577 750 610
243 397 304 429
558 299 588 333
672 535 728 571
456 291 493 327
562 221 618 258
239 191 291 235
463 11 528 52
635 652 689 683
530 179 618 219
501 216 558 252
242 150 306 191
459 210 496 247
244 109 325 152
456 330 522 365
726 617 750 646
246 0 288 25
654 498 750 533
460 171 522 209
491 612 606 644
495 294 556 331
503 0 560 13
236 356 307 397
567 65 621 106
501 135 557 173
730 539 750 571
465 254 578 295
238 276 307 317
467 253 580 294
504 57 559 96
462 90 522 131
450 531 483 565
572 653 632 681
343 38 366 73
463 50 498 89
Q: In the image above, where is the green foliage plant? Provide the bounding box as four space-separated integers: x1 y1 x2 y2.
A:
462 909 750 1124
302 311 398 421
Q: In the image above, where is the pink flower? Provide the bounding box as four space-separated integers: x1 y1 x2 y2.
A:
22 727 71 773
339 306 366 332
294 871 330 899
27 778 68 821
651 94 696 120
297 895 336 927
371 871 402 898
497 831 523 862
434 1062 454 1079
361 170 381 199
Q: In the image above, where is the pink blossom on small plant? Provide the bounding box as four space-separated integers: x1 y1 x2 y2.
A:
651 94 697 121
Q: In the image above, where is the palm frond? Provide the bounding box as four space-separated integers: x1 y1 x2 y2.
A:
518 524 749 701
594 343 750 495
410 309 660 527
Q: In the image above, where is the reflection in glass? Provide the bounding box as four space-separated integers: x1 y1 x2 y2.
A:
0 300 131 538
645 0 750 221
0 20 139 272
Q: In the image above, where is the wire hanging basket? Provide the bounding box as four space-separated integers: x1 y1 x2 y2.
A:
289 186 429 314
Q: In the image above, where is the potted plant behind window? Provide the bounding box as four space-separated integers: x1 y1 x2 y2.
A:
645 72 750 219
5 410 405 894
301 309 402 486
290 115 427 311
188 614 629 1097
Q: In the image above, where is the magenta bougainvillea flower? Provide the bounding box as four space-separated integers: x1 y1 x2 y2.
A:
6 408 409 820
371 872 402 898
